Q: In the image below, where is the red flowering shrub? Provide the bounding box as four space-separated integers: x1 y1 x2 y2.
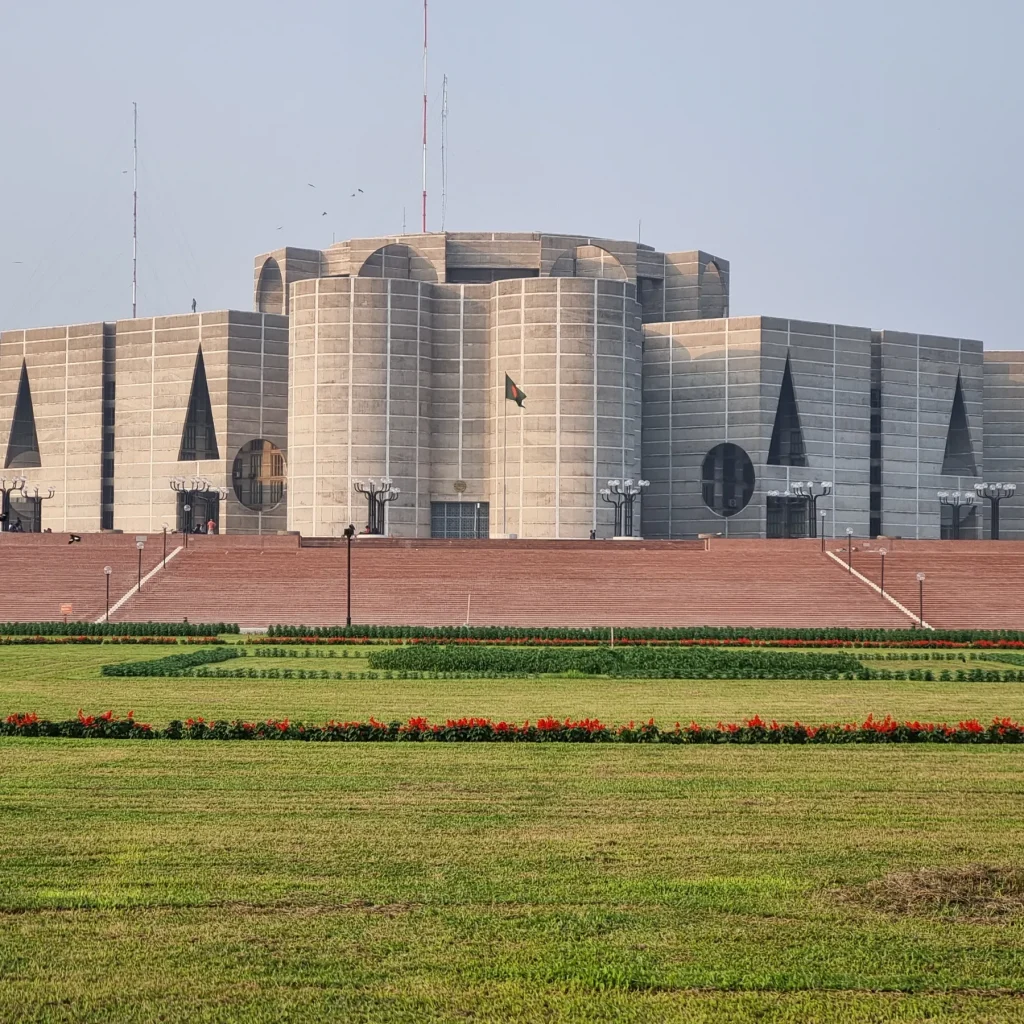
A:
3 712 1022 744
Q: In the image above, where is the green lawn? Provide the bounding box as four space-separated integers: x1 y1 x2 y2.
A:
2 644 1023 725
1 647 1023 1022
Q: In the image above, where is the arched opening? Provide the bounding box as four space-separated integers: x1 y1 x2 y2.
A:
256 258 284 314
700 261 726 318
357 243 437 282
550 244 628 281
232 438 286 512
701 443 754 518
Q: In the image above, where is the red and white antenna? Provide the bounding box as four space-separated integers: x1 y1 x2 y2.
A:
421 0 428 233
132 101 138 318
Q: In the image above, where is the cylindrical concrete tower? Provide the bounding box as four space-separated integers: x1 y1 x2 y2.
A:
288 276 431 537
490 277 643 538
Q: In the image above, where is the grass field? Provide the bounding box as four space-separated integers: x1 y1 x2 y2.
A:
2 646 1024 1022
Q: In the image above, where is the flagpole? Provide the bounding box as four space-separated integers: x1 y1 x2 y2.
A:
503 387 508 536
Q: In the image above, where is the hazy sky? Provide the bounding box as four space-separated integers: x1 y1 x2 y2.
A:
2 0 1022 346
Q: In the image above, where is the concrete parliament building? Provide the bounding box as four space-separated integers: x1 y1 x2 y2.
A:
2 229 1022 540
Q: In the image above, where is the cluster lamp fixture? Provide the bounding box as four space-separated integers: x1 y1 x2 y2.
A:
790 481 833 539
353 478 400 535
973 482 1017 540
599 478 649 538
937 490 976 540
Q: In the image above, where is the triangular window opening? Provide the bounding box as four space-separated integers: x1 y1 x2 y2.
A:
178 347 220 461
4 360 41 469
940 373 977 476
767 356 807 466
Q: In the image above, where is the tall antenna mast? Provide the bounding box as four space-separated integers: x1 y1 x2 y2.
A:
441 74 448 231
421 0 428 233
132 101 138 318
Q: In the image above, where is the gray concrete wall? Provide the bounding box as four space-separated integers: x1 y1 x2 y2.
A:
877 332 983 539
642 316 871 540
983 351 1024 539
642 316 763 539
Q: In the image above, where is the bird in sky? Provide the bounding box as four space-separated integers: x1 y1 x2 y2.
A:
322 211 328 216
350 188 364 197
276 226 283 230
307 183 316 188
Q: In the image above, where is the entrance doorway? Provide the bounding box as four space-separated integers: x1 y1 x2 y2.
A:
766 495 807 539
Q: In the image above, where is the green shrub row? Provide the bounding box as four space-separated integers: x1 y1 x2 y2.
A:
0 621 238 637
266 623 1024 644
366 645 870 680
857 651 972 662
100 647 243 677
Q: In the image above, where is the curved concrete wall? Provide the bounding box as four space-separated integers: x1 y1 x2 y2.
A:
288 277 431 538
491 278 643 539
288 273 643 540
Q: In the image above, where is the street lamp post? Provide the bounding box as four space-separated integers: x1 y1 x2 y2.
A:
343 524 355 627
136 540 145 592
846 527 854 572
973 482 1016 540
937 491 976 540
819 510 827 553
916 572 926 629
161 523 168 567
600 479 649 538
353 478 401 535
878 547 887 598
103 565 112 623
790 481 833 539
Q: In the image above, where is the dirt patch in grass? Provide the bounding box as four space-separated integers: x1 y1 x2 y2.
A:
840 864 1024 919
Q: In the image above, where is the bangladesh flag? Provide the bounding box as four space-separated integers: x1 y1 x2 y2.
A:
505 373 526 407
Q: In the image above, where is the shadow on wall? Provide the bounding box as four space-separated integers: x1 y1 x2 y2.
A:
357 244 438 282
700 261 726 318
550 244 628 281
256 258 284 314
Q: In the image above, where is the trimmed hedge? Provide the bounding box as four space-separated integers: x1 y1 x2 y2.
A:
100 647 243 677
3 711 1022 744
366 645 870 679
0 636 223 646
264 624 1024 648
0 621 238 637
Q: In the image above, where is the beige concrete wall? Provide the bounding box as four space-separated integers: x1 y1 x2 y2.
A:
113 311 288 535
491 278 642 539
288 277 433 538
287 273 643 540
253 247 324 314
0 322 105 531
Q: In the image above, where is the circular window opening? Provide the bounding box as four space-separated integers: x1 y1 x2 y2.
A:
701 443 754 517
232 439 286 512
